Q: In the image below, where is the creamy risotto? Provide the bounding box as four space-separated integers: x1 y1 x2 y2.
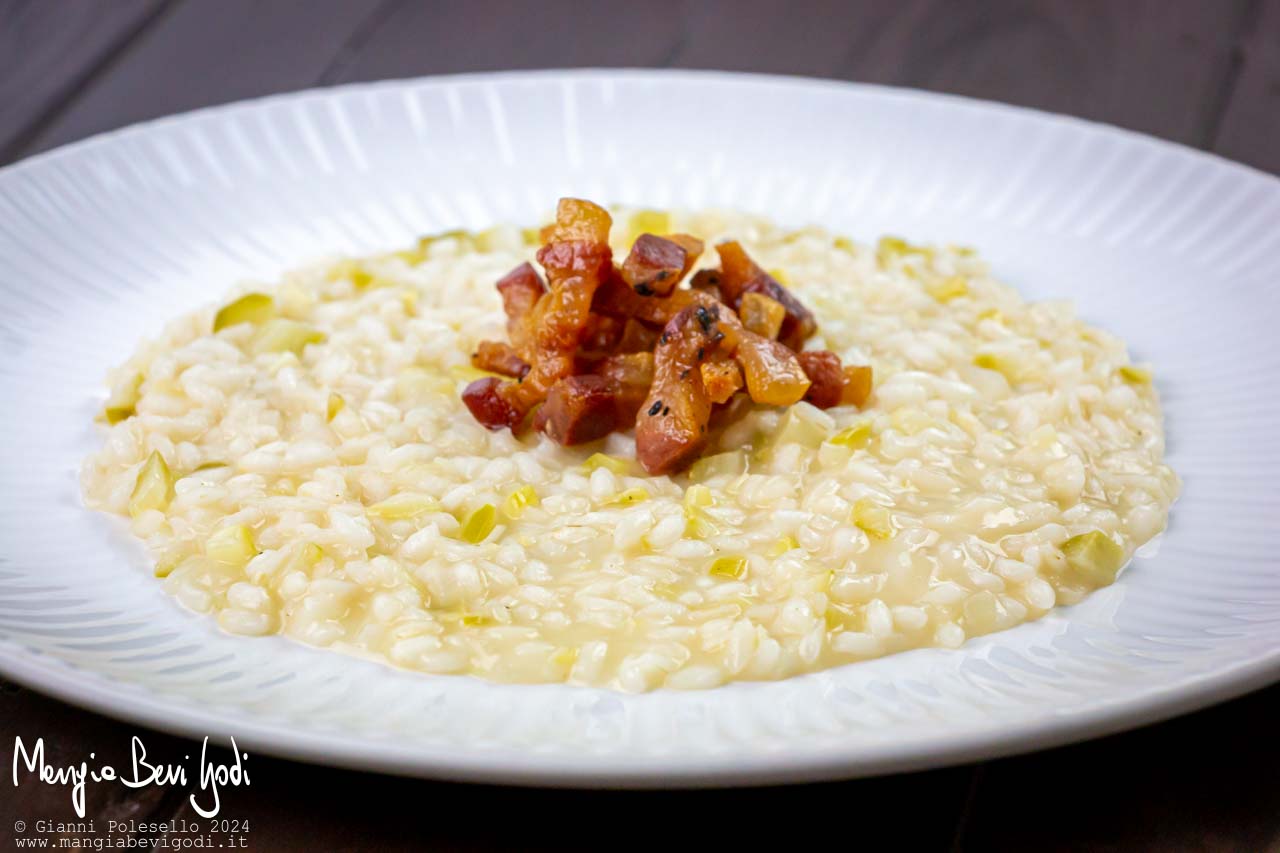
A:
81 211 1178 691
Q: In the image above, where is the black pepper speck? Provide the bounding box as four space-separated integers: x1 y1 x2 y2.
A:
695 306 713 332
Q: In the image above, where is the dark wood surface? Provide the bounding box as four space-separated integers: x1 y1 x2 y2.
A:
2 1 1277 850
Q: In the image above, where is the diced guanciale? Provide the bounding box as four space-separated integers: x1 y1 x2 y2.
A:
739 275 816 351
841 364 874 406
472 341 530 378
798 351 874 409
462 376 523 430
636 305 717 474
714 241 816 350
798 350 844 408
689 268 724 299
713 241 763 305
738 292 786 340
579 314 624 358
594 352 655 422
733 332 811 406
495 262 545 354
534 375 617 445
591 270 703 326
496 199 614 417
616 318 659 353
460 198 859 474
620 234 704 297
700 359 744 404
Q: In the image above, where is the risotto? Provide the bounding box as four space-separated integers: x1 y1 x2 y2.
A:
81 210 1178 691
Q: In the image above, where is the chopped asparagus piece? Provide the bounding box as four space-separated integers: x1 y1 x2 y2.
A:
128 451 174 518
213 293 274 332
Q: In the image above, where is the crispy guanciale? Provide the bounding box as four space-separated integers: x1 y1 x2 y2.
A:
738 292 786 340
636 304 717 475
471 340 529 379
636 297 811 473
700 359 744 405
591 269 704 326
797 350 844 408
594 352 655 422
534 375 617 445
715 241 816 350
463 199 613 429
620 234 704 297
461 377 522 431
494 262 545 356
460 199 874 475
795 351 874 409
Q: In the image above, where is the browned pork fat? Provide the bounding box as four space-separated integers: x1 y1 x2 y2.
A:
591 268 705 326
620 234 704 297
714 241 816 351
712 241 763 305
796 351 875 409
471 340 530 379
495 262 545 355
594 351 655 422
461 199 871 472
732 331 811 406
740 274 817 351
534 375 617 445
635 305 720 474
616 317 659 353
797 350 844 408
495 199 614 419
841 364 874 406
635 295 812 473
700 359 744 404
738 291 786 340
688 268 724 301
578 313 624 358
462 377 523 430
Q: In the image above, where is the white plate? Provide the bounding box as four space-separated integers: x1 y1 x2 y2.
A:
1 70 1277 786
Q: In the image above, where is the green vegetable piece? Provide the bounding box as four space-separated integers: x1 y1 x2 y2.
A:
583 453 635 475
925 275 968 303
205 524 257 568
973 351 1022 383
213 293 275 332
326 392 345 422
708 555 748 579
852 498 893 540
104 373 144 424
460 504 498 543
828 421 872 449
610 487 650 506
251 319 326 355
502 485 539 520
1062 531 1126 585
1118 365 1152 385
128 451 174 518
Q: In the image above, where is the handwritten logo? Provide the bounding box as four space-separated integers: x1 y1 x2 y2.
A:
11 735 249 818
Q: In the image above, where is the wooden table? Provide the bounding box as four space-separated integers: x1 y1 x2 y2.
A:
2 2 1277 849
